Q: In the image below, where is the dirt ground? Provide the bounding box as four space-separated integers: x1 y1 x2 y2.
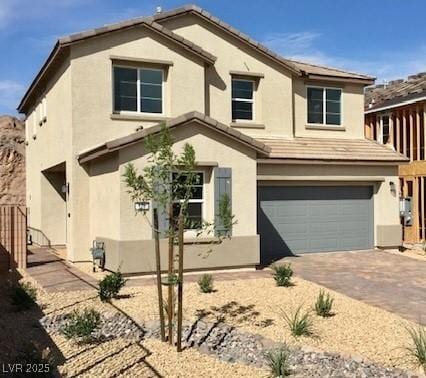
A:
1 270 424 377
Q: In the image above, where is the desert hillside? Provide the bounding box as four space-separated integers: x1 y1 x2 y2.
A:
0 115 25 205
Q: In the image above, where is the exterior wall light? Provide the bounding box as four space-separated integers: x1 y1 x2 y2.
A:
135 201 150 213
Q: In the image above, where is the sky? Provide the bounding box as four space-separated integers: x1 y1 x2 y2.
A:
0 0 425 115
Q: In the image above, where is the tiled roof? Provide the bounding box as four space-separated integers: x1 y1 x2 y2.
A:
153 5 374 83
78 111 271 163
18 4 375 113
17 17 216 113
79 112 407 164
256 137 408 162
365 72 426 112
58 17 216 64
289 60 374 81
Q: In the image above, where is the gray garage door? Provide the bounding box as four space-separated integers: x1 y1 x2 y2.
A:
258 186 373 264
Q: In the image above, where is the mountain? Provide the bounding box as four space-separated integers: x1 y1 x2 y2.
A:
0 115 25 205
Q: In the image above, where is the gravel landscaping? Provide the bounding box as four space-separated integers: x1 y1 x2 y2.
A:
103 276 423 372
2 271 425 377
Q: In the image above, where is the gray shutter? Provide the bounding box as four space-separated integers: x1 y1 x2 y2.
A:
214 167 232 236
152 178 169 239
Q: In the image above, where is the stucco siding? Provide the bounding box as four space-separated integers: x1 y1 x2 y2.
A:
118 122 258 242
257 163 401 246
26 58 72 245
161 15 294 137
69 26 205 153
99 236 260 274
293 79 365 139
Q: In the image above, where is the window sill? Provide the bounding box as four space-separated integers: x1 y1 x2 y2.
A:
230 122 265 129
110 113 168 122
182 237 220 245
305 124 346 131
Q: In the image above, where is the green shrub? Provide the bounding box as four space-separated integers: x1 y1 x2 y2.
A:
314 290 334 317
62 308 101 343
11 282 37 310
265 345 291 377
282 305 313 337
198 274 214 293
98 271 127 301
272 264 293 287
406 325 426 371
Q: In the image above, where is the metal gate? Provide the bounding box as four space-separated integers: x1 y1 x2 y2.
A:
0 206 27 272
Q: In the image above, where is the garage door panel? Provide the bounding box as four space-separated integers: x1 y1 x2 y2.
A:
309 203 340 216
309 222 339 233
258 186 373 264
309 238 339 251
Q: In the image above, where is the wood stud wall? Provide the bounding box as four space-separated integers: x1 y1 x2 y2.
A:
0 206 27 272
365 101 426 242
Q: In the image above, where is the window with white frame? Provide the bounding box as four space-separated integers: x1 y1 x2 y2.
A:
113 66 163 114
172 172 204 230
232 79 254 121
307 86 342 126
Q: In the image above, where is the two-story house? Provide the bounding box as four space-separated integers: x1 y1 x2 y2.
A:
365 73 426 244
18 5 407 274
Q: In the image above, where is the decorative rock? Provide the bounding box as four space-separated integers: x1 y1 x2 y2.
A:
39 312 144 341
40 312 419 377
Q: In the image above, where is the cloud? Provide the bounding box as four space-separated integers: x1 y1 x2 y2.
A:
0 80 25 113
262 31 426 82
262 32 322 57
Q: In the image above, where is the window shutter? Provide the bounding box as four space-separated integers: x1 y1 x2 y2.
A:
214 167 232 236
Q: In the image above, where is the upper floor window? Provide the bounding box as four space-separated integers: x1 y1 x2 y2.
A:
232 79 254 121
113 66 163 114
307 86 341 126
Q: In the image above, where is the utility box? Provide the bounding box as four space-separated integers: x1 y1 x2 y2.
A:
400 197 412 226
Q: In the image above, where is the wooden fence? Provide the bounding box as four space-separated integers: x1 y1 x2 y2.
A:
0 206 27 272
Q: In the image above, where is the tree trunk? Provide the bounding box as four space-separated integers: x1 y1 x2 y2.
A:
167 203 174 345
176 211 184 352
153 208 166 342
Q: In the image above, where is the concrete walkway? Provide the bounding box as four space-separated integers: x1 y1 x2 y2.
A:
283 249 426 325
27 247 98 292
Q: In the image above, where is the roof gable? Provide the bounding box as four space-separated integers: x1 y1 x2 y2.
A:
153 5 374 84
18 4 375 114
152 5 301 76
78 111 270 164
17 18 216 114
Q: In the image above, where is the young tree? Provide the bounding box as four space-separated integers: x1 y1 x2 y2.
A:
123 124 234 351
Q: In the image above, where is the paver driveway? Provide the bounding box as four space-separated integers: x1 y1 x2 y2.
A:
283 250 426 325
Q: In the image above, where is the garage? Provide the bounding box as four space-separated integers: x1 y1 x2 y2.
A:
258 185 374 264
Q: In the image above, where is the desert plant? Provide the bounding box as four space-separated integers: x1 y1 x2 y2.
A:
11 281 37 310
98 271 127 301
265 345 291 377
198 274 214 293
314 290 334 317
406 324 426 371
272 264 293 287
62 308 101 343
282 305 313 337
